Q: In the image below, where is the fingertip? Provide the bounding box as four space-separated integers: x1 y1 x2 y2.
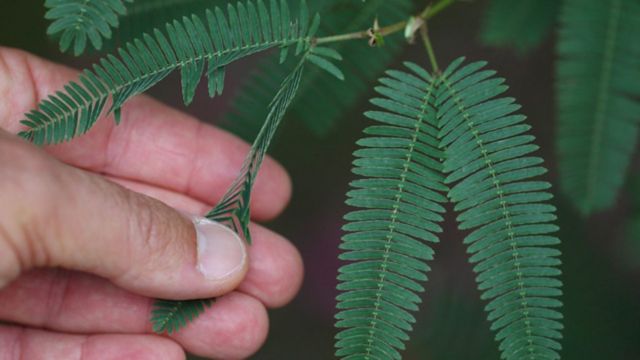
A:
240 224 304 308
253 156 293 221
172 292 268 359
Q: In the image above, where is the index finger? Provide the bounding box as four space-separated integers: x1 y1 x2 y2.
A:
0 47 291 220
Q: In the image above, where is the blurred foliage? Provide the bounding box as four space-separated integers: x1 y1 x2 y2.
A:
556 0 640 216
620 175 640 269
102 0 230 52
479 0 559 54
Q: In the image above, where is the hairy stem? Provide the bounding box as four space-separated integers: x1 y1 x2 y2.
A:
314 0 456 45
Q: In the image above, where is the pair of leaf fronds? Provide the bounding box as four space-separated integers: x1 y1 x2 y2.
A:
556 0 640 216
22 0 342 333
336 58 562 360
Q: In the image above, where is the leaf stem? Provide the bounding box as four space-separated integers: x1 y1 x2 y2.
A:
314 0 456 45
421 25 439 73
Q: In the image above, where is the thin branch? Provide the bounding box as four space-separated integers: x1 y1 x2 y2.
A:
314 0 456 45
421 25 439 73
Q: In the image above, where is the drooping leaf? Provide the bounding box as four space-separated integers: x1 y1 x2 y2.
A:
437 57 563 360
335 63 447 360
556 0 640 215
206 56 306 244
150 54 308 334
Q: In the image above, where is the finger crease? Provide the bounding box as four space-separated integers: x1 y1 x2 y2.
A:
10 327 27 360
183 120 204 198
43 269 71 327
23 54 42 110
101 120 118 172
78 334 90 360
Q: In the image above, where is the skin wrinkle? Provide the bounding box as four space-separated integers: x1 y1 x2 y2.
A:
0 49 48 131
45 164 96 269
77 334 89 360
100 116 119 173
141 298 155 333
8 151 55 271
183 120 205 198
14 327 26 360
21 53 40 123
103 111 134 176
0 52 10 125
43 269 70 328
120 188 158 283
0 222 22 287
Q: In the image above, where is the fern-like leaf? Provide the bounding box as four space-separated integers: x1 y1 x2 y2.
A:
436 58 563 360
480 0 559 54
150 55 308 334
205 56 306 243
22 0 318 145
151 298 213 334
556 0 640 215
45 0 134 55
335 63 447 359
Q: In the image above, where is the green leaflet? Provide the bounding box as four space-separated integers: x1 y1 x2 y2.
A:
20 0 318 145
151 298 213 334
335 63 447 360
437 58 563 360
45 0 134 55
227 0 414 140
480 0 559 54
556 0 640 215
336 59 563 360
150 55 307 334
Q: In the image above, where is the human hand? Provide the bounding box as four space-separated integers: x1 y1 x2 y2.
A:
0 47 303 359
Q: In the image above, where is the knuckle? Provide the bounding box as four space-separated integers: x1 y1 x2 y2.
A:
224 295 269 359
0 137 58 280
197 294 269 359
121 190 183 274
0 224 22 288
0 47 39 131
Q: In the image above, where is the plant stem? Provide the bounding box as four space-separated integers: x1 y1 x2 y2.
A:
421 25 439 73
423 0 456 19
315 0 456 45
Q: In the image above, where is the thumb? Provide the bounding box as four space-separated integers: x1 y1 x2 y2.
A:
0 131 248 299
